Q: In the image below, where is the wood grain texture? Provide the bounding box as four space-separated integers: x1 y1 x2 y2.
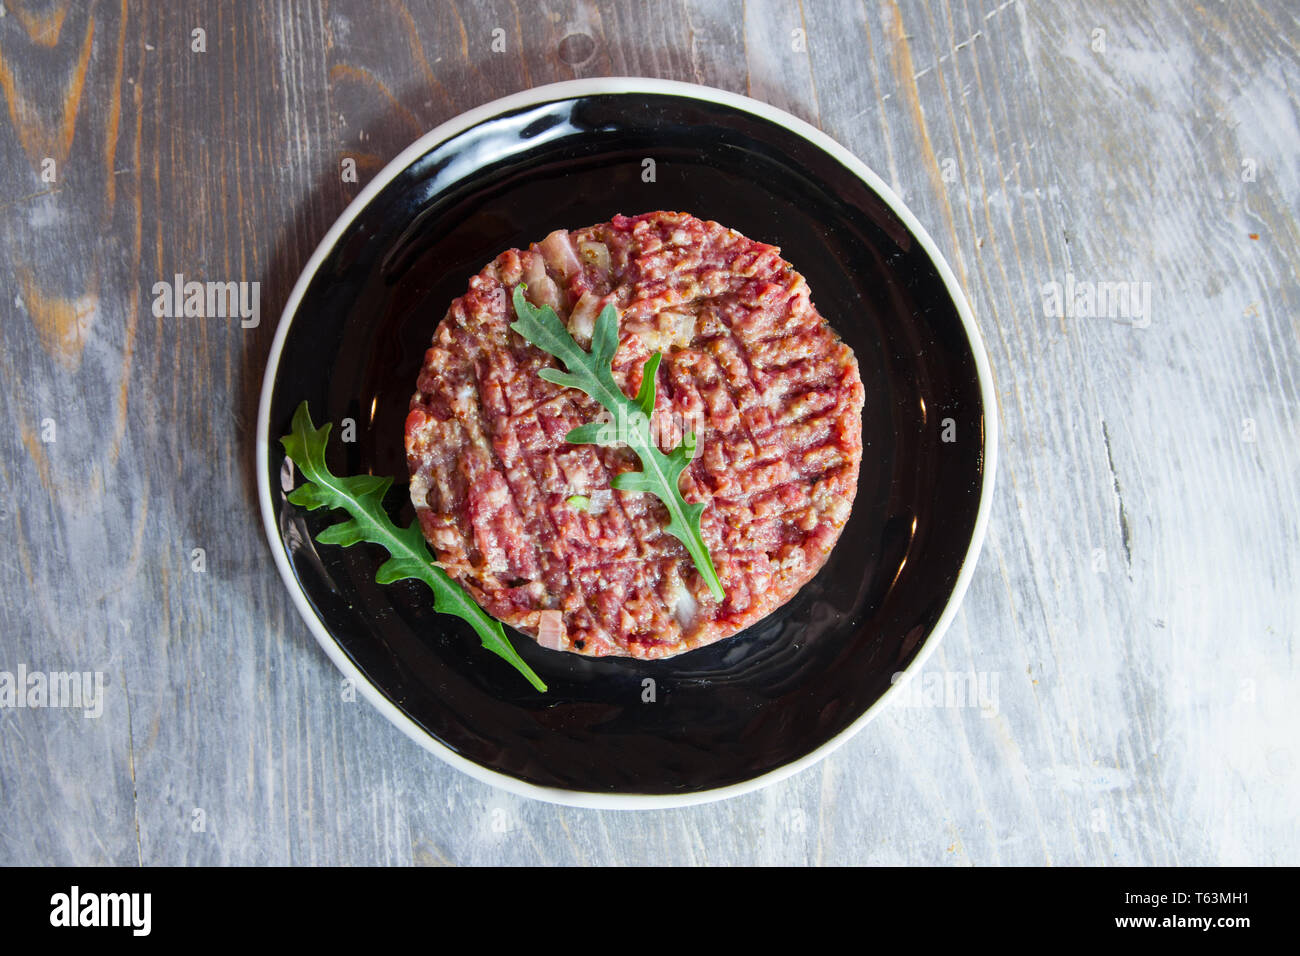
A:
0 0 1296 865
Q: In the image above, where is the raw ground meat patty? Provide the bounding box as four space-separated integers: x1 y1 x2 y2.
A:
405 211 864 659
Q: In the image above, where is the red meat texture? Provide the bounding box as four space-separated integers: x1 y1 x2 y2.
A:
405 211 865 659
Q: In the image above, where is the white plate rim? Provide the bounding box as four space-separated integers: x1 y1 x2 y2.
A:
255 76 1000 810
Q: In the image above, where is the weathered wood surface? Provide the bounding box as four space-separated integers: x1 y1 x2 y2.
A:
1 0 1296 865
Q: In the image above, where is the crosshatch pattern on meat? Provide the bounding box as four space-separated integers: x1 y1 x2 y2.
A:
405 211 865 659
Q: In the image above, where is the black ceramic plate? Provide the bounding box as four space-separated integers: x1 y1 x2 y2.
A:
257 79 997 807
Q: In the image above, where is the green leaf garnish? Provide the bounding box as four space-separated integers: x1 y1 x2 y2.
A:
280 401 547 692
565 494 591 512
509 285 724 601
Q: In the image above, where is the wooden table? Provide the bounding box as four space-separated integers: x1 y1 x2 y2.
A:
1 0 1295 865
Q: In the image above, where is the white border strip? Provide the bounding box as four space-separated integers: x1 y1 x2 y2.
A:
255 78 999 810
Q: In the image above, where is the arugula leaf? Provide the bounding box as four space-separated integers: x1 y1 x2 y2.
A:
280 401 547 692
509 285 724 601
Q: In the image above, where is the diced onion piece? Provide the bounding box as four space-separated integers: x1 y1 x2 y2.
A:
659 309 695 349
537 610 566 650
522 255 561 311
669 580 698 630
540 229 582 278
523 253 547 286
587 489 612 515
578 240 610 273
567 290 601 342
530 278 561 312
